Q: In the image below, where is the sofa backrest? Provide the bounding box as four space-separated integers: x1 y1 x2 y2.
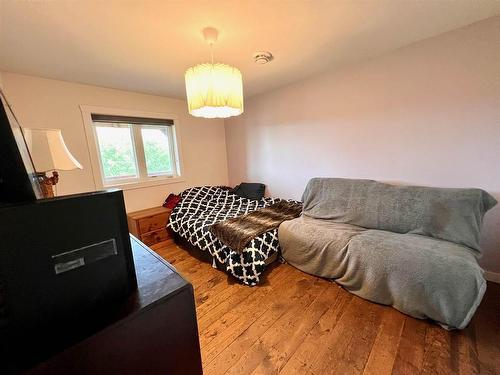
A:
302 178 497 251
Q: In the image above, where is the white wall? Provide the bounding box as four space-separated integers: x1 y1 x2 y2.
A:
225 16 500 273
2 72 228 212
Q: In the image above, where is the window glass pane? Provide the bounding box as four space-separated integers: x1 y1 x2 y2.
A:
95 125 137 180
141 126 173 176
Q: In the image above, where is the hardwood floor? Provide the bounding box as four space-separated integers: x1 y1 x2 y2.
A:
154 242 500 375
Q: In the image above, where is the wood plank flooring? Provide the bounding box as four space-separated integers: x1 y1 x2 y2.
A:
154 242 500 375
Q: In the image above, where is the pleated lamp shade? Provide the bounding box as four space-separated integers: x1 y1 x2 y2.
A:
185 63 244 119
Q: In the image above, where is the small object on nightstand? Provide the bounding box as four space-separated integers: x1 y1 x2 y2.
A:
127 206 173 248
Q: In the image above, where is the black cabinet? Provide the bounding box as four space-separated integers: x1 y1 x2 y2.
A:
26 235 202 375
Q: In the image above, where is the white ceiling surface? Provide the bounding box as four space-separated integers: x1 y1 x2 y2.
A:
1 1 500 99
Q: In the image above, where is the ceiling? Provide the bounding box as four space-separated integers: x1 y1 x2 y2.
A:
1 1 499 99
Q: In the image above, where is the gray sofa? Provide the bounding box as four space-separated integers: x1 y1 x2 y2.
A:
279 178 497 329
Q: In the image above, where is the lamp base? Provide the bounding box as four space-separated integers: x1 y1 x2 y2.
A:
36 171 59 198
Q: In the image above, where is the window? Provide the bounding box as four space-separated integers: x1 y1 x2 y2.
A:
95 124 138 182
85 111 181 188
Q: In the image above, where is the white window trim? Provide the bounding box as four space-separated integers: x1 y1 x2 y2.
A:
80 105 185 191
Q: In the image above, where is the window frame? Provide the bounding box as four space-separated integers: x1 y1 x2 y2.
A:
80 105 184 191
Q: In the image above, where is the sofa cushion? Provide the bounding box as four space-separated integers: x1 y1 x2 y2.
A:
279 218 486 329
301 177 497 251
279 216 367 278
345 230 486 329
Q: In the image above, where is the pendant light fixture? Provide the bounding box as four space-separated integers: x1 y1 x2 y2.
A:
185 27 244 119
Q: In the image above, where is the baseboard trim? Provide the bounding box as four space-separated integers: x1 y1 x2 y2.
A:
484 271 500 284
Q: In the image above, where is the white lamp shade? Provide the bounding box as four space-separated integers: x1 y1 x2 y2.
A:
23 128 83 172
185 63 244 119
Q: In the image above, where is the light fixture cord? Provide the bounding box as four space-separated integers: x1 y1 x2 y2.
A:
210 43 214 65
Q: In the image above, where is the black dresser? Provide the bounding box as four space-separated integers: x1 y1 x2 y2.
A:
25 235 202 375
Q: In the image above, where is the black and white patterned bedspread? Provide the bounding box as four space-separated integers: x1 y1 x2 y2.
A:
167 186 284 286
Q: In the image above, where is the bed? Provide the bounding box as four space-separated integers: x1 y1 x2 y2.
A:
167 186 287 286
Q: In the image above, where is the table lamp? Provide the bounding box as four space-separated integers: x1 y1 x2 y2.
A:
23 128 83 198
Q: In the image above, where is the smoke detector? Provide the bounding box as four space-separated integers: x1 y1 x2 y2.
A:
253 51 274 65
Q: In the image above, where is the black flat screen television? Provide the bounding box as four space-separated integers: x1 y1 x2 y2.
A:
0 89 42 204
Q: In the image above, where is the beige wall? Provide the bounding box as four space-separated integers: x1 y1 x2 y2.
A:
2 72 228 212
225 16 500 274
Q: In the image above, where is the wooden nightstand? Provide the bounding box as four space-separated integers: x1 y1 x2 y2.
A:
127 206 173 248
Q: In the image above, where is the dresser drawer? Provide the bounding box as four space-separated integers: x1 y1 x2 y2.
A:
138 213 169 234
140 228 170 246
127 206 172 246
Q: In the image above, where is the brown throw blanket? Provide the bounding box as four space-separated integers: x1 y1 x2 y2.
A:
209 201 303 253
